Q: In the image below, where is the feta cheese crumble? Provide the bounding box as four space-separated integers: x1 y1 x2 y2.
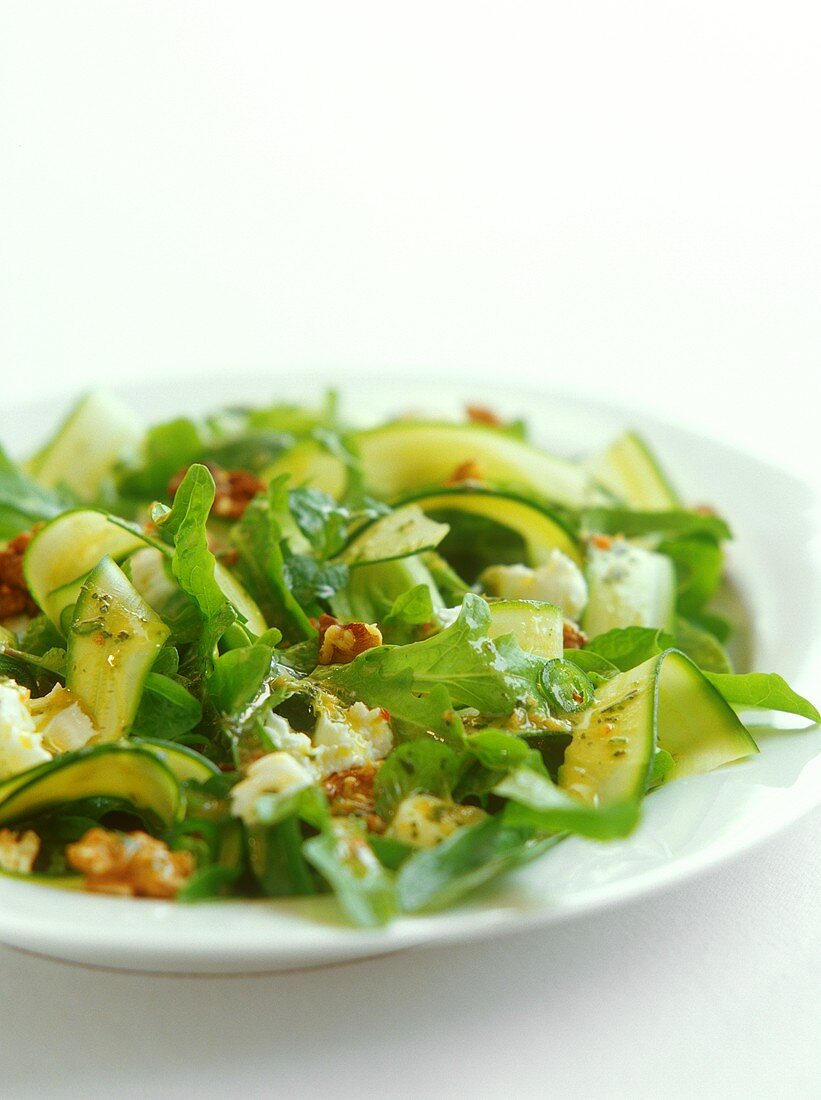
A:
389 794 486 849
480 549 588 619
230 752 315 824
232 702 395 823
0 679 51 780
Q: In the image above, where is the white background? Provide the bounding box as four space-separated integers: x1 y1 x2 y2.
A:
1 2 819 1097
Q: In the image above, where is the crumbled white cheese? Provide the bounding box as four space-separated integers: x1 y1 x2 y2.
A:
230 751 315 824
260 701 394 782
480 550 588 619
389 794 486 849
0 679 51 781
27 684 98 753
311 702 393 779
263 712 315 763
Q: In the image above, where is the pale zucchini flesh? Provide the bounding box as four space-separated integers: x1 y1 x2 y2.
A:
559 649 757 811
266 422 605 509
67 556 170 741
24 509 151 629
26 392 144 500
486 599 564 660
586 431 679 510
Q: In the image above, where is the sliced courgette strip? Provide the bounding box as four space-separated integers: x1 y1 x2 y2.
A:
0 745 181 829
585 431 679 510
393 487 582 567
486 599 563 660
67 556 170 741
24 509 156 628
266 422 605 509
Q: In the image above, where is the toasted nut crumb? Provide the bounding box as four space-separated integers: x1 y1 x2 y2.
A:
323 763 386 833
65 828 194 899
168 463 264 520
445 459 483 486
0 530 40 619
466 404 504 427
0 829 40 874
317 620 382 665
589 534 612 550
563 619 588 650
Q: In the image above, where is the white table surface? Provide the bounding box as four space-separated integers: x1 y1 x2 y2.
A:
1 2 819 1096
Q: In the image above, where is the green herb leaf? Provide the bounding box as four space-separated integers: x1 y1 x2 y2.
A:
704 672 820 724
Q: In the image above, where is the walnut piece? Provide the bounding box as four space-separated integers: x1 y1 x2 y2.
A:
323 762 386 833
168 463 264 520
445 459 484 486
317 617 383 665
65 828 194 898
562 619 588 650
466 404 504 427
0 530 39 619
0 828 40 874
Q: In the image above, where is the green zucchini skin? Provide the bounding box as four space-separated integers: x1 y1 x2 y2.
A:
559 649 757 814
132 738 221 784
67 556 170 742
0 745 181 829
265 422 605 509
390 487 583 567
24 509 152 629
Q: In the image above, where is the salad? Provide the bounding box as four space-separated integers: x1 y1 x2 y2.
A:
0 391 816 926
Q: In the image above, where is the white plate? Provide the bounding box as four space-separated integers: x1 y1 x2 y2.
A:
1 375 819 973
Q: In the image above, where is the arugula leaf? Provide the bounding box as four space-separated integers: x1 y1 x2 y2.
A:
0 446 71 538
314 594 548 720
207 644 275 715
282 555 349 613
704 672 820 723
381 583 436 644
581 508 731 542
303 820 397 927
118 417 203 500
232 478 315 642
155 464 236 658
585 626 676 672
659 535 723 615
132 672 203 740
396 816 557 913
288 488 352 558
674 617 732 674
374 741 460 819
496 767 640 839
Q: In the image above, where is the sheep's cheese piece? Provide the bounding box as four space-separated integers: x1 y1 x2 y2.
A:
0 679 51 781
231 751 315 824
263 712 315 764
481 550 588 619
389 794 486 849
311 703 393 780
27 685 98 753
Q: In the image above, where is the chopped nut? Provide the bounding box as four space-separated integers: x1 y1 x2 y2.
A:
563 619 588 650
317 619 382 665
0 530 39 620
168 463 264 520
0 828 40 874
65 828 194 899
589 534 612 550
323 762 386 833
445 459 484 486
466 404 504 428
